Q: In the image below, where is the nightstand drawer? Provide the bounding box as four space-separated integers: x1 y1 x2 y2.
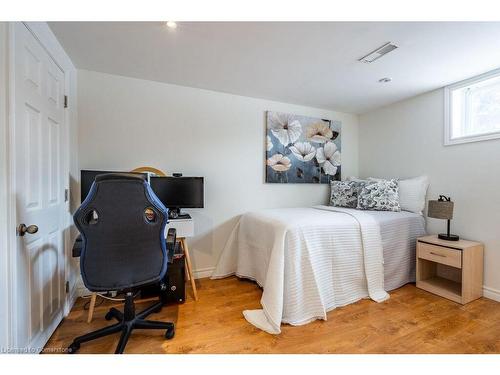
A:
418 242 462 268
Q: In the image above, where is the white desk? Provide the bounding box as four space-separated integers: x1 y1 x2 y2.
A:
165 217 198 301
165 218 194 238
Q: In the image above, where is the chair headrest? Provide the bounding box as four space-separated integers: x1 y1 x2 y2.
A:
95 173 147 183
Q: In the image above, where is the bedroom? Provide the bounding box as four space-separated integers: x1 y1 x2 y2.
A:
1 0 500 371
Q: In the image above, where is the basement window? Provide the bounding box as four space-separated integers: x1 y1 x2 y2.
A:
445 68 500 145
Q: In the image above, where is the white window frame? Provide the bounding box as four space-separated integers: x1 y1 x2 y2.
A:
444 67 500 146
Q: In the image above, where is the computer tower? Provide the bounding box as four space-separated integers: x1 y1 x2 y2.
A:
140 247 186 304
161 254 186 304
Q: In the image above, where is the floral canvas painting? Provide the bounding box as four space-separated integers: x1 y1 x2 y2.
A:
266 111 341 183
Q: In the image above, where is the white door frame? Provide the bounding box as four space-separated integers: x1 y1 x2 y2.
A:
0 22 11 352
3 22 77 351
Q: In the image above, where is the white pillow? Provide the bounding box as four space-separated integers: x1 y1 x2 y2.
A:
368 176 429 214
398 176 429 214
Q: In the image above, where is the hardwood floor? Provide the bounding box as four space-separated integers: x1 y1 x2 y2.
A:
45 277 500 354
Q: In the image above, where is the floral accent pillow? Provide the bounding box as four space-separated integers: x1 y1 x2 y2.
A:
357 179 401 212
330 181 365 208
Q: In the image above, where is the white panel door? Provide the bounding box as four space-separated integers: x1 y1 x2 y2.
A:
12 23 67 352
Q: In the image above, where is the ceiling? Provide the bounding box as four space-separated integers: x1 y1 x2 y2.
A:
49 22 500 114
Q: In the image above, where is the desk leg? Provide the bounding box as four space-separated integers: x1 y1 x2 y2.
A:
180 238 198 301
185 257 190 281
87 292 97 323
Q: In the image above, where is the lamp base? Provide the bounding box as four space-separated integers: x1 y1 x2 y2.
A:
438 233 460 241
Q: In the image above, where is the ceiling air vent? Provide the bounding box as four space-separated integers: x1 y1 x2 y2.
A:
358 42 398 63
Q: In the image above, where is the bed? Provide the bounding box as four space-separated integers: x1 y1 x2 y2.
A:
212 205 426 334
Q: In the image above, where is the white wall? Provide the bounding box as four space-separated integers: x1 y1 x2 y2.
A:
78 69 359 276
359 89 500 300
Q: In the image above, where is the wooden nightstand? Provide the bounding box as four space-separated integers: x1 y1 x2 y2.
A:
416 235 484 304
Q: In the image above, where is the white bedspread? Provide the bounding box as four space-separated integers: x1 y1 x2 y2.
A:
211 205 390 334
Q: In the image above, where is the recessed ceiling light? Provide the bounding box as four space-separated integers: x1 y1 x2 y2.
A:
165 21 177 29
378 77 392 83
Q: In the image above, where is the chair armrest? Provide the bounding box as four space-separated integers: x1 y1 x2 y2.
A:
166 228 177 264
72 234 83 257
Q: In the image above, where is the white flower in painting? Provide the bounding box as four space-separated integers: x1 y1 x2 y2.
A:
316 142 341 176
267 153 291 172
289 142 316 162
306 122 333 143
268 112 302 146
266 135 273 152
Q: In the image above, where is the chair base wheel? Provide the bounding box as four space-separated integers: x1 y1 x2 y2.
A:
67 342 80 354
67 298 173 353
104 311 114 321
165 326 175 340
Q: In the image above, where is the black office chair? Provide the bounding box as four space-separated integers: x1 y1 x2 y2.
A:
68 173 176 354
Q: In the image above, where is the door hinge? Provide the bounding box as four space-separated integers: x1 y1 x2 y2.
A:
64 188 69 202
65 281 70 294
64 95 68 108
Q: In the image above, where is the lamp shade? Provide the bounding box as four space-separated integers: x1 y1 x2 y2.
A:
428 199 454 220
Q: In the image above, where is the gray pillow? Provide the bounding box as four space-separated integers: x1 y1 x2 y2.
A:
357 179 401 212
330 180 365 208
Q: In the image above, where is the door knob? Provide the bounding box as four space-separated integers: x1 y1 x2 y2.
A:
17 224 39 236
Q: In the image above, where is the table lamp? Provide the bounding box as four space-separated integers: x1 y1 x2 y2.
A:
427 195 459 241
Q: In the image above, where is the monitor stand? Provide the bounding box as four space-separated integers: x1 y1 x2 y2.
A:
168 207 191 220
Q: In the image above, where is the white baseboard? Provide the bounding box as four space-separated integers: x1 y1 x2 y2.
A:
192 267 215 279
483 286 500 302
72 271 500 302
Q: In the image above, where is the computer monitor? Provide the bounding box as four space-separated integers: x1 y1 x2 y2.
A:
80 170 146 202
149 177 204 210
